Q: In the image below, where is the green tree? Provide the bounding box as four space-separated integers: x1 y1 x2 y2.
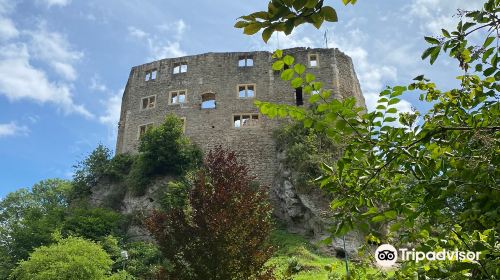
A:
240 0 499 278
10 236 130 280
0 179 72 279
127 114 202 195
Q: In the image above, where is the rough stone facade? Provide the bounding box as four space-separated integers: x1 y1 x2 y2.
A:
116 47 365 189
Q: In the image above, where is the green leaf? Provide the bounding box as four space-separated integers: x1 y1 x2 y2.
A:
305 73 316 83
384 117 397 122
331 200 346 210
310 13 324 29
317 104 329 112
273 49 283 59
483 36 495 48
309 94 320 103
281 69 295 80
291 77 303 88
429 46 441 64
321 6 338 22
272 60 284 71
384 210 397 219
422 47 434 60
482 47 494 63
234 21 248 28
294 64 306 75
243 23 262 35
386 108 397 114
424 36 440 45
441 29 450 38
283 55 295 66
376 105 386 110
388 98 401 105
372 215 386 222
305 0 318 8
262 27 273 43
303 118 313 128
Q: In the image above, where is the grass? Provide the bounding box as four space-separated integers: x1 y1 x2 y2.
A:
266 229 347 279
266 229 388 280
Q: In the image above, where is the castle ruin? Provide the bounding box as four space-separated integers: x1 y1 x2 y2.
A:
116 47 365 187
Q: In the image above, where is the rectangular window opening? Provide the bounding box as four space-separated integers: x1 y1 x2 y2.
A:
145 69 157 81
309 54 318 67
238 84 256 99
141 95 156 110
295 87 304 106
173 62 188 74
138 123 154 138
238 55 254 67
234 114 259 128
170 90 187 104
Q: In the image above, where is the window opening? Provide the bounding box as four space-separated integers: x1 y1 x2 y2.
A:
173 62 188 74
141 95 156 110
238 55 254 67
170 90 187 104
234 114 259 128
238 84 255 98
201 92 216 109
295 87 303 106
309 54 318 67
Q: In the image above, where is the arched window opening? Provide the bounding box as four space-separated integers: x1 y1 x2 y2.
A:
201 92 216 109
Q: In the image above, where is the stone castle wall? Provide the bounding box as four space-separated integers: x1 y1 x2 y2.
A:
115 47 365 187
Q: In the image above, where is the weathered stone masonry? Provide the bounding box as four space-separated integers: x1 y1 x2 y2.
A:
116 47 365 189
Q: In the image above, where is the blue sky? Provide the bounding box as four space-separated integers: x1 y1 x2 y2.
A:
0 0 483 197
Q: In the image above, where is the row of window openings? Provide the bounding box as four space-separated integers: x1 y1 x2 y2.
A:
141 86 254 110
144 54 319 81
138 114 259 137
142 87 317 110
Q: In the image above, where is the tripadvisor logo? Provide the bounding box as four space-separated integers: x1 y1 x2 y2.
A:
375 244 481 268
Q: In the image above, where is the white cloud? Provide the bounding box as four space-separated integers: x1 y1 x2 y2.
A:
0 43 92 118
128 26 148 39
27 24 83 81
90 75 107 92
0 121 29 138
99 92 121 126
128 20 188 60
0 17 18 41
37 0 71 8
409 0 483 34
99 89 123 142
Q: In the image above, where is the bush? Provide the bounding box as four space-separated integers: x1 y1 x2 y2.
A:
61 206 123 241
273 122 339 191
146 147 274 280
9 236 124 280
72 144 112 198
127 115 202 196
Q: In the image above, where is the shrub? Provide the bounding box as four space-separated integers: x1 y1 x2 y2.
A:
105 153 135 181
72 144 112 198
273 122 339 191
9 236 124 280
146 147 274 280
61 206 123 241
127 115 202 196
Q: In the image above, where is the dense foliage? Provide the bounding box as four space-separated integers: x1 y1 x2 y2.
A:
0 179 71 279
9 236 130 280
146 148 274 280
274 121 340 189
127 114 202 195
244 0 499 278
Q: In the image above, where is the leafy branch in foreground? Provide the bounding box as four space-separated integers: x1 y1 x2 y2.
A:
249 0 499 278
235 0 356 42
